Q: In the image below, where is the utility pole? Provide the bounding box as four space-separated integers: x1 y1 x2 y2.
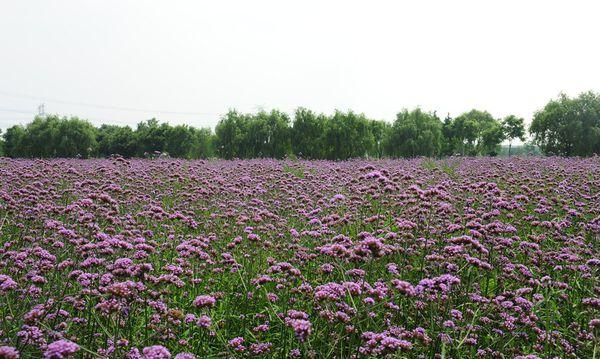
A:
37 103 45 117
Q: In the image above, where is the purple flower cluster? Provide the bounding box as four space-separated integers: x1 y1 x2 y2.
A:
0 275 17 292
43 340 79 359
192 295 216 308
0 157 598 357
284 310 312 342
142 345 171 359
0 346 19 359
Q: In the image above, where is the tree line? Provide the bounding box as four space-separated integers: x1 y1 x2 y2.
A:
1 91 598 159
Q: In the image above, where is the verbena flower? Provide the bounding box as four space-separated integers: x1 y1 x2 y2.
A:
193 295 216 308
44 340 80 359
0 346 20 359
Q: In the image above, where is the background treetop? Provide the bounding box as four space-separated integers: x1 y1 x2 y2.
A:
2 91 599 159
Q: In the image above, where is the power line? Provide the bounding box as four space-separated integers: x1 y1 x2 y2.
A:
0 104 216 128
0 107 35 114
0 90 221 116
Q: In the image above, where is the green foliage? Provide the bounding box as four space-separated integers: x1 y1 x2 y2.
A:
3 90 598 159
443 109 505 156
0 129 4 157
440 114 456 156
502 115 526 143
384 108 442 157
439 158 460 178
420 157 460 179
2 125 26 158
290 109 387 160
291 108 326 159
501 115 526 156
135 118 169 156
95 123 214 159
215 109 292 159
97 124 136 157
2 115 97 158
530 91 600 156
2 116 216 159
189 127 215 159
322 110 375 160
282 164 306 178
164 125 195 158
22 115 61 157
251 110 292 158
214 110 246 159
55 117 98 158
368 119 390 159
479 119 504 156
420 158 438 171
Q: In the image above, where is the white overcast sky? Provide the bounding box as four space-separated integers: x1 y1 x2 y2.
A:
1 0 599 132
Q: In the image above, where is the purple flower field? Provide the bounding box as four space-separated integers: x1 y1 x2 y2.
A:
0 157 598 358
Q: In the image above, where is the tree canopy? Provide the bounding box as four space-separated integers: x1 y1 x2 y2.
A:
442 110 505 156
501 115 525 156
2 91 599 159
384 108 442 158
2 115 97 158
529 91 600 156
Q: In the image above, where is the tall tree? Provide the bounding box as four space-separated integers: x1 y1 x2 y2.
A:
23 115 61 157
2 125 26 157
323 110 374 160
189 127 215 159
3 116 98 158
501 115 526 156
264 110 291 158
164 125 195 158
55 117 98 158
383 108 442 158
135 118 169 156
441 113 457 156
369 120 390 159
446 110 504 156
530 91 600 156
97 124 136 157
291 108 326 159
478 120 504 156
249 110 291 158
215 110 247 159
453 110 483 155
